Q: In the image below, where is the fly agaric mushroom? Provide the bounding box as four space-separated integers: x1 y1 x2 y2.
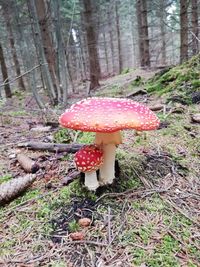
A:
59 97 160 188
74 144 103 190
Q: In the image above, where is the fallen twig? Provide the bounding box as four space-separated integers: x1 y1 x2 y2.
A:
96 187 168 203
18 141 85 153
62 170 80 185
49 236 107 247
163 197 200 228
96 174 176 203
0 63 47 88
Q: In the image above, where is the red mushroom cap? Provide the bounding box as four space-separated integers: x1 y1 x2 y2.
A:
75 145 103 172
59 97 160 133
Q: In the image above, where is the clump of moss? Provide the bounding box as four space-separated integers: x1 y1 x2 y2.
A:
53 128 73 143
96 84 123 97
121 68 130 74
146 54 200 104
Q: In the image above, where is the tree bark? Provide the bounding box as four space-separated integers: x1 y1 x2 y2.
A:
52 0 69 104
35 0 61 103
107 4 115 75
159 0 166 65
0 43 12 98
1 0 26 91
13 1 45 109
82 0 100 90
115 1 123 74
103 32 109 75
136 0 150 67
27 0 57 105
191 0 199 56
180 0 188 63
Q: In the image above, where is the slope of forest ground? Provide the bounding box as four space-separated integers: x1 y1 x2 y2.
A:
0 65 200 267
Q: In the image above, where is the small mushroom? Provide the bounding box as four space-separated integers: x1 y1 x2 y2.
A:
60 97 160 189
74 144 103 190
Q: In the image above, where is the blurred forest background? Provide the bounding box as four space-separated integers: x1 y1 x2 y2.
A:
0 0 199 107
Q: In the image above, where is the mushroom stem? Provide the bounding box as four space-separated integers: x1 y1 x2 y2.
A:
99 144 116 185
84 171 99 191
95 131 122 185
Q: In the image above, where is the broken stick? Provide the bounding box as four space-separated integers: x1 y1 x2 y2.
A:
18 142 85 153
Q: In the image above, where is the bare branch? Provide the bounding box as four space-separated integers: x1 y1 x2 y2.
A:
0 63 47 88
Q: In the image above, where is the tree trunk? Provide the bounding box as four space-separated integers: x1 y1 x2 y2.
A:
82 0 100 90
136 0 150 67
27 0 57 105
159 0 166 65
0 43 12 98
35 0 61 103
136 0 144 67
103 32 109 75
1 0 26 91
180 0 188 63
52 0 69 104
191 0 199 56
107 4 115 75
115 1 123 74
78 32 87 81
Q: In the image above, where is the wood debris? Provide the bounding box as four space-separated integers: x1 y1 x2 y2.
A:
17 153 40 173
18 142 84 153
0 174 36 205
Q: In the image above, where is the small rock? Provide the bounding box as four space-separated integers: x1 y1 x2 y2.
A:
191 114 200 123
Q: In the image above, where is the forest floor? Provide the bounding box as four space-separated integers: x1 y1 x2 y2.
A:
0 68 200 267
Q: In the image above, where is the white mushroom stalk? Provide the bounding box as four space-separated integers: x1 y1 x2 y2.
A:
84 171 99 191
95 131 122 185
74 145 103 191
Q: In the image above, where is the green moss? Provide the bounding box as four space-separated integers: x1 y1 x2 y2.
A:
191 79 200 88
121 67 130 74
115 149 143 190
53 128 73 143
54 129 95 145
96 84 123 97
68 219 80 232
7 110 28 116
0 174 12 184
0 239 15 257
76 131 95 144
12 90 25 100
146 54 200 104
145 235 180 267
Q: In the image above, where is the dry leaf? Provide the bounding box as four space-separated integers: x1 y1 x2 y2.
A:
78 218 91 227
70 232 85 240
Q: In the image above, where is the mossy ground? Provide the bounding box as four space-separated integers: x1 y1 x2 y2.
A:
0 65 200 266
146 54 200 105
